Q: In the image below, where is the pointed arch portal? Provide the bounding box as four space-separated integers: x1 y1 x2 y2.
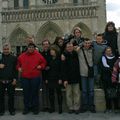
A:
9 27 28 55
36 21 63 44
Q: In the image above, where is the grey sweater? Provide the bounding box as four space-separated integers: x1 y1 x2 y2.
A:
78 48 93 77
93 41 107 65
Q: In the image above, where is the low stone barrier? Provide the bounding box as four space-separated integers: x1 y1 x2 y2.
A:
9 88 106 112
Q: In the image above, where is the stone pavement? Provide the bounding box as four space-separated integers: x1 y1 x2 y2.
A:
0 111 120 120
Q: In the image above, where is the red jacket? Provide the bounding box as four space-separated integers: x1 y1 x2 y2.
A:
17 50 46 79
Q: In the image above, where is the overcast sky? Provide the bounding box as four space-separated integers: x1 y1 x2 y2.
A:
106 0 120 28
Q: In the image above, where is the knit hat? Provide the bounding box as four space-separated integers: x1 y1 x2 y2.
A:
73 27 82 34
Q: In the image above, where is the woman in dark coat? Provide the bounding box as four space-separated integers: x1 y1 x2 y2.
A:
103 21 118 57
46 45 63 114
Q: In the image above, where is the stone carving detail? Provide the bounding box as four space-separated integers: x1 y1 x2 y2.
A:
42 0 58 4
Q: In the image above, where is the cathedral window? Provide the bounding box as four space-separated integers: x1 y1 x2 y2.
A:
73 0 78 4
14 0 19 9
23 0 29 9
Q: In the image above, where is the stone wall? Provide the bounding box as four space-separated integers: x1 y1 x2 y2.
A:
6 88 106 112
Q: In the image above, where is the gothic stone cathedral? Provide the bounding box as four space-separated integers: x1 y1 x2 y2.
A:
0 0 106 54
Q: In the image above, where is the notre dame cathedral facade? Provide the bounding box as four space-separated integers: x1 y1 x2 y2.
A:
0 0 106 54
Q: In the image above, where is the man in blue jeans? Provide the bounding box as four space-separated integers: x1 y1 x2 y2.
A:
77 38 96 113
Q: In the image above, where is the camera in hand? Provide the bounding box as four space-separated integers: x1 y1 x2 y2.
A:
63 34 74 44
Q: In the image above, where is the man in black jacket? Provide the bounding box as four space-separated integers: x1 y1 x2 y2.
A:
0 43 17 116
41 39 51 112
63 42 80 114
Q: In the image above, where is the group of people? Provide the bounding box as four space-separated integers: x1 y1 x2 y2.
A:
0 21 120 116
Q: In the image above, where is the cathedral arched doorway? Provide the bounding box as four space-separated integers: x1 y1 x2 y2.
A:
9 27 28 56
36 21 63 45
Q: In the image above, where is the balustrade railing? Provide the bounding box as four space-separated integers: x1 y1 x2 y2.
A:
2 3 98 23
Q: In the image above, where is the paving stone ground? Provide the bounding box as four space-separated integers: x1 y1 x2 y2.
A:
0 111 120 120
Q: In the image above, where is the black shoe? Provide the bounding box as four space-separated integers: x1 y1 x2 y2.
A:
90 109 96 113
68 109 74 114
58 109 62 114
33 110 39 115
42 107 49 112
58 106 62 114
79 109 87 113
75 110 79 114
89 105 96 113
114 109 119 113
32 107 39 115
49 109 55 113
10 111 15 116
22 109 29 115
104 109 112 113
0 112 4 116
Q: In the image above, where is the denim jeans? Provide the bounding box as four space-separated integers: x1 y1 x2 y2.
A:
94 65 101 87
81 76 95 109
94 65 98 79
21 77 41 111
